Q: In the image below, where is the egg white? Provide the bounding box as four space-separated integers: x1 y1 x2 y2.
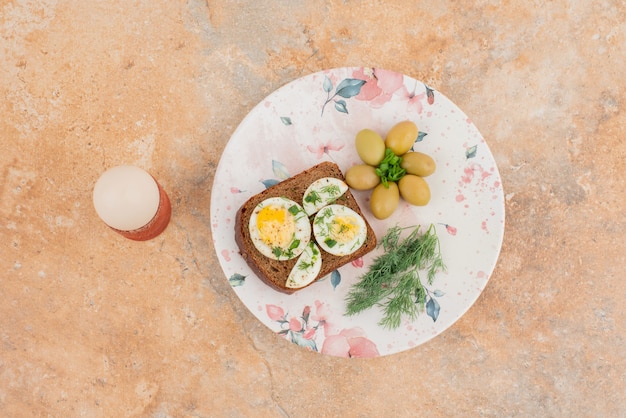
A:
302 177 348 216
286 241 323 289
249 197 311 261
313 204 367 256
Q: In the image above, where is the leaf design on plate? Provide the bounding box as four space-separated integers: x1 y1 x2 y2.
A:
433 289 445 297
280 116 292 126
465 145 478 159
331 270 341 289
321 77 366 116
323 76 333 93
334 78 366 99
272 160 290 180
426 296 440 322
228 273 246 287
260 179 280 189
334 100 348 114
425 84 435 105
411 132 428 151
290 331 318 351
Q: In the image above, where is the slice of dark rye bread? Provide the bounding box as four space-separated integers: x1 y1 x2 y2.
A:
234 161 377 294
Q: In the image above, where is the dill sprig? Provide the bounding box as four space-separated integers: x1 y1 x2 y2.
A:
345 223 446 330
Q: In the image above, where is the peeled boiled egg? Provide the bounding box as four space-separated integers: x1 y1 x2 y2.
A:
286 241 322 289
313 204 367 256
249 197 311 260
302 177 348 216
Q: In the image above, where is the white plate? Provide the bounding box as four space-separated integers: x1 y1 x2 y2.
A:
210 67 505 358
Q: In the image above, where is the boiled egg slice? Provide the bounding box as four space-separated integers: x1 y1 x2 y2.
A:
286 241 323 289
302 177 348 216
249 197 311 261
313 204 367 256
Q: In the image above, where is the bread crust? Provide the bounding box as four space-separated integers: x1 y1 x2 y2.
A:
234 162 377 294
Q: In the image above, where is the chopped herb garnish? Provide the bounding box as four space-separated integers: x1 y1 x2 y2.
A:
298 260 313 270
324 238 337 248
304 190 322 204
320 184 341 196
314 208 332 226
288 205 300 215
375 148 406 188
271 239 301 259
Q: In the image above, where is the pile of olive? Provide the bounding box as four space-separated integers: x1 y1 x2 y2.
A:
345 121 436 220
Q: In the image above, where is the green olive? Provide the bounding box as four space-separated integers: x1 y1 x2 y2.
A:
398 174 431 206
355 129 386 166
345 164 381 191
385 121 418 156
400 151 436 177
370 182 400 220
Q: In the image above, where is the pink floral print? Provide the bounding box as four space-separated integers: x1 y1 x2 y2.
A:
266 301 379 356
321 328 380 358
306 142 345 159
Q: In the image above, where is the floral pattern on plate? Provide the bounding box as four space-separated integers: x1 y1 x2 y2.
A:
211 67 505 358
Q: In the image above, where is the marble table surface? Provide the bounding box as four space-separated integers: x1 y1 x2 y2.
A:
1 1 624 416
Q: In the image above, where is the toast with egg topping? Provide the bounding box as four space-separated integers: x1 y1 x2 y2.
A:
235 161 377 294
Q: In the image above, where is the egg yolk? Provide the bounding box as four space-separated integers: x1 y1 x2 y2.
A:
329 216 359 244
256 205 295 248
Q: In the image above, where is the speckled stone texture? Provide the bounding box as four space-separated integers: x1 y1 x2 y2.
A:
1 1 624 416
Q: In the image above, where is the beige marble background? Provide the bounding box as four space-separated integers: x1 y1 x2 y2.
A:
1 0 624 416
